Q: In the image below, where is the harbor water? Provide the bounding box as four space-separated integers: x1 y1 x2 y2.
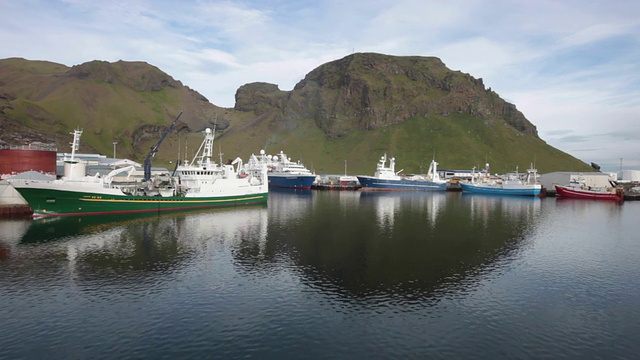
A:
1 190 639 359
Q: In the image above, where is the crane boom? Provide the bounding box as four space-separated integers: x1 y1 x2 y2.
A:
144 111 183 181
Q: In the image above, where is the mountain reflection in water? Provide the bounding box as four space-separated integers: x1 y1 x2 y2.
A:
1 191 539 304
2 192 636 359
262 191 542 304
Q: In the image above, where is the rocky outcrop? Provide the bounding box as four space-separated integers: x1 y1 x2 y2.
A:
66 60 182 92
242 53 538 139
234 82 287 113
230 53 538 138
0 54 543 167
131 122 191 147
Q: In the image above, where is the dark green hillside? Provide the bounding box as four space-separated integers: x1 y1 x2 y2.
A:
1 58 224 160
1 54 593 174
216 112 586 175
215 52 592 174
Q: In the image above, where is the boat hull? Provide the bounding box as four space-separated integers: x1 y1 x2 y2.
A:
554 185 622 201
311 184 361 191
460 182 541 196
356 176 447 191
268 174 316 190
12 186 268 217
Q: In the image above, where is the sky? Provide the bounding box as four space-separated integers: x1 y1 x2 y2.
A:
2 0 639 172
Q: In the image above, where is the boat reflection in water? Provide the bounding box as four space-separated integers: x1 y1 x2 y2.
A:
262 191 543 306
462 192 542 226
1 189 637 359
359 191 450 231
0 218 31 260
1 189 543 305
266 187 313 224
0 206 269 278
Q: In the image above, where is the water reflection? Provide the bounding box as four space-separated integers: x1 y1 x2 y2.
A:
0 218 31 260
267 188 313 223
359 191 450 230
264 191 543 305
0 206 269 281
0 191 544 307
463 193 542 229
555 196 624 214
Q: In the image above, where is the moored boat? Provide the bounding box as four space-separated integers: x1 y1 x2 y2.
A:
312 174 361 190
555 180 623 201
9 121 268 217
356 154 447 191
460 165 541 196
245 150 316 189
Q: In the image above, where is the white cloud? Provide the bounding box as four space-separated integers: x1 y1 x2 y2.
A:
1 0 639 171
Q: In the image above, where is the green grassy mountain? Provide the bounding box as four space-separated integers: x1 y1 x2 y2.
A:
0 53 593 175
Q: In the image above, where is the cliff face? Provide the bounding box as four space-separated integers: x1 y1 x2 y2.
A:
1 54 589 173
234 82 288 114
235 53 537 139
2 53 536 152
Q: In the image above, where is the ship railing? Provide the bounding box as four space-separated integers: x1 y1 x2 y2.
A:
1 144 58 151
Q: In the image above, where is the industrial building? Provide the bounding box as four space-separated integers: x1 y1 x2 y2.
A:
617 170 640 183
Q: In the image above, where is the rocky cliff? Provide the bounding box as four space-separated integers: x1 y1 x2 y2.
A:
235 53 537 139
0 54 589 173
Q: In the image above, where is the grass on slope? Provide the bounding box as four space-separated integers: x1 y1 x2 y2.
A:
168 112 592 175
30 80 182 158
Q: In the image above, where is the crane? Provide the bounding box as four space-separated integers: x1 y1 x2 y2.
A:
143 111 183 181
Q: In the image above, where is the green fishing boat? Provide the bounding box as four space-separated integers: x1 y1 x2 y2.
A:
9 114 268 217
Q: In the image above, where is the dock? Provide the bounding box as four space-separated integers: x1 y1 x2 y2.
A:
0 204 32 217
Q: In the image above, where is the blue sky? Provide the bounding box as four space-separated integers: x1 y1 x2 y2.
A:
2 0 639 171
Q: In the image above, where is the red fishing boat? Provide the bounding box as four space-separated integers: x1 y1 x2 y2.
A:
555 181 623 201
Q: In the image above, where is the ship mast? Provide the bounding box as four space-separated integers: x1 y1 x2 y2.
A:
68 128 83 163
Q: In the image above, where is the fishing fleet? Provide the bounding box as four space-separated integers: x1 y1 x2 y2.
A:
3 112 632 217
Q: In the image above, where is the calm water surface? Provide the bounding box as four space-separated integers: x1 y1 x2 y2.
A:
1 191 639 359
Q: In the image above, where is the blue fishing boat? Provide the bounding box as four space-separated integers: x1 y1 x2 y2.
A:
460 164 541 196
245 150 316 189
356 154 447 191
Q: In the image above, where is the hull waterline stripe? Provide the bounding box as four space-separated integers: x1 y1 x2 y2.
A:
79 195 266 204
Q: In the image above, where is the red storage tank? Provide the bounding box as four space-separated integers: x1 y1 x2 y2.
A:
0 145 57 176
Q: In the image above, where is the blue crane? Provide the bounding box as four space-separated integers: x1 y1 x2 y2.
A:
144 111 183 181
